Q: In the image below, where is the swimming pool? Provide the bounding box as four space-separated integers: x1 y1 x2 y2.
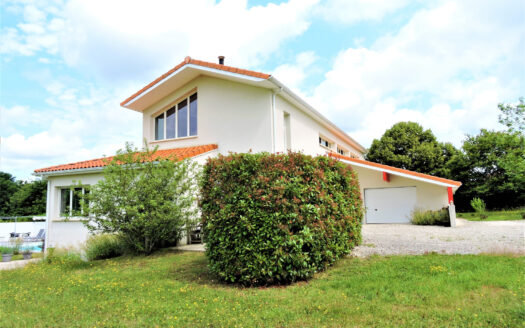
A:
0 241 44 252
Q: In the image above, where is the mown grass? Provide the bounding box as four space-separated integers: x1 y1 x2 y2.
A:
0 251 523 327
458 209 525 221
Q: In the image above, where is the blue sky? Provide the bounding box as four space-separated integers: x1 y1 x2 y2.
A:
1 0 524 180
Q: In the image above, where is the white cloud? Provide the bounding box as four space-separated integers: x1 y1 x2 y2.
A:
54 0 319 83
317 0 409 24
273 51 317 91
311 0 524 147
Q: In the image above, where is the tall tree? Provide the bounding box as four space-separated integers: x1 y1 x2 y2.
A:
498 97 524 134
365 122 457 176
0 172 19 216
9 179 47 216
448 129 525 210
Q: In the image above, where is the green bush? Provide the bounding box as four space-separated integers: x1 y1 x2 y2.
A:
0 246 17 254
82 143 199 255
411 208 450 226
470 198 486 215
200 152 363 286
84 234 126 261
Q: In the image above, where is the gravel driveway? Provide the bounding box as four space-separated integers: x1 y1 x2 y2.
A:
352 219 525 257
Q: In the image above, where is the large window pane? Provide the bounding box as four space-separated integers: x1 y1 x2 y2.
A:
177 99 188 138
166 107 176 139
189 93 197 136
155 113 164 140
72 188 82 215
60 188 70 216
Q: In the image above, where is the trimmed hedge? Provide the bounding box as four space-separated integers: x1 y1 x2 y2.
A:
200 152 363 286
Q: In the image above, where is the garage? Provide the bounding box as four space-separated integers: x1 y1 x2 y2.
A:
364 187 417 224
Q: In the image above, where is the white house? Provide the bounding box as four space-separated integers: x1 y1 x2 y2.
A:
34 56 461 249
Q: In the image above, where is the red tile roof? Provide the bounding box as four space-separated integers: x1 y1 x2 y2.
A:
34 144 218 174
120 56 271 107
328 152 462 187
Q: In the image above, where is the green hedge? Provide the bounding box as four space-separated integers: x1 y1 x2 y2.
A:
200 152 363 286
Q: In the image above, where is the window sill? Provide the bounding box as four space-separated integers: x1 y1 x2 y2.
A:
319 144 334 151
150 135 198 144
53 217 86 222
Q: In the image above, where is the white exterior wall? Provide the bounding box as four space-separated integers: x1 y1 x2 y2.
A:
273 95 363 157
43 151 216 249
351 166 450 222
143 76 273 153
45 172 103 249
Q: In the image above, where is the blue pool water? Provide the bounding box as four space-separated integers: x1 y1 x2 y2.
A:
0 241 43 252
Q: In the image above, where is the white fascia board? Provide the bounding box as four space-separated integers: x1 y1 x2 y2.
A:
122 64 267 108
267 76 366 153
337 157 460 189
33 167 105 178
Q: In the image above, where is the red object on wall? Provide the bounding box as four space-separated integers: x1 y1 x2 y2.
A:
383 172 390 182
447 187 454 204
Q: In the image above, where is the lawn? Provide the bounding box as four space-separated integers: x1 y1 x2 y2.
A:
458 209 524 221
0 251 523 327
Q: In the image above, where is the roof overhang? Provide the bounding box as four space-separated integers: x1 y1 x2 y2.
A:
120 58 365 153
33 167 105 178
333 155 461 189
122 64 274 112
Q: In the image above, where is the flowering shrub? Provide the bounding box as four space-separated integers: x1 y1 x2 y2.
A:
200 152 363 286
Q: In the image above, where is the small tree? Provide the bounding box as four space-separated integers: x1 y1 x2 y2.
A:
470 197 486 219
82 143 199 255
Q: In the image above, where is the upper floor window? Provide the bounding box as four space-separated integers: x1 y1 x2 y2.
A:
155 93 197 141
319 136 332 149
337 147 348 156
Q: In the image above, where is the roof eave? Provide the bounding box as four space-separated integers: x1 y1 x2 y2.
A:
33 166 105 178
332 155 461 189
121 63 270 111
267 76 366 154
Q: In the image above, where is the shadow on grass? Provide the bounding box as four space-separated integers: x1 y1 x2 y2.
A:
162 249 223 286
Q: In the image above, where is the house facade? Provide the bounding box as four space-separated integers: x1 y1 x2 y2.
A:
34 56 461 249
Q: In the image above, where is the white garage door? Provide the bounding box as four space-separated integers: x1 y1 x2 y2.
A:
364 187 417 223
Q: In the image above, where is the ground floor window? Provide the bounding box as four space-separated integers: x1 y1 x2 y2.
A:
60 186 89 217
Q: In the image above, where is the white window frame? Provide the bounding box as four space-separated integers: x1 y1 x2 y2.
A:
60 186 89 217
154 92 197 141
337 146 348 156
319 135 334 150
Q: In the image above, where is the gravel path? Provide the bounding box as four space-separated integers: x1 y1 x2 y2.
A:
352 219 525 257
174 219 525 257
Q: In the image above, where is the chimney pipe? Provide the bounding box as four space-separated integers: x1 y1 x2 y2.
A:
218 56 225 65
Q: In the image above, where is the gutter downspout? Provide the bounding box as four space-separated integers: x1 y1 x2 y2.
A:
271 91 276 153
44 179 51 252
271 87 283 153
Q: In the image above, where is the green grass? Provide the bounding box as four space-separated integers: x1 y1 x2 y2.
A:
458 209 525 221
0 251 523 327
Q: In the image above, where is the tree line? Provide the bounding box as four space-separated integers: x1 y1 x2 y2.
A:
366 98 524 211
0 173 46 216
